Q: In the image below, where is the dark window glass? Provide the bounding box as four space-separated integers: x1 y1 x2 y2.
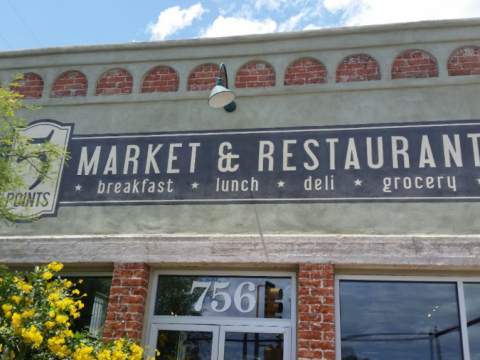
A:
340 281 463 360
68 277 112 337
155 330 213 360
155 276 291 319
224 332 284 360
464 283 480 358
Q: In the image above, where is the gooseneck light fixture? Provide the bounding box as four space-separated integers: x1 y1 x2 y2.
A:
208 63 236 112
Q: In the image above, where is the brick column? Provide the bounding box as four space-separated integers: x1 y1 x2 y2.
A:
298 264 335 360
103 263 151 343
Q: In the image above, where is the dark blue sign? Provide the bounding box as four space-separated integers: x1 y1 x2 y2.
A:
52 119 480 207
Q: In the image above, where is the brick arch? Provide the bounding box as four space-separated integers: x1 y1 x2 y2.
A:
392 50 438 79
285 58 326 86
448 46 480 76
235 61 275 88
14 73 44 99
336 54 380 82
141 66 179 93
187 64 225 92
96 69 133 96
50 70 88 98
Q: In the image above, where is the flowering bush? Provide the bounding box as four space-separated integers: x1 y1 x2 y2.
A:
0 263 154 360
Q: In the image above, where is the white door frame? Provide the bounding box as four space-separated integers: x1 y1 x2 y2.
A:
218 325 291 360
148 323 220 360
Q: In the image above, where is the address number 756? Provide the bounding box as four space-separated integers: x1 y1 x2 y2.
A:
190 281 256 313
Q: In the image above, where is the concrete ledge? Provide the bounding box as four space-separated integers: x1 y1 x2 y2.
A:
1 234 479 267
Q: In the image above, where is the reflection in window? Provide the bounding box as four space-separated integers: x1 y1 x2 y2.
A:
464 283 480 359
224 332 283 360
155 330 213 360
68 277 112 337
340 281 463 360
154 276 291 319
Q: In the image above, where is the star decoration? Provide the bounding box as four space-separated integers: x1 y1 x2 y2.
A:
75 185 82 191
191 182 199 189
278 180 285 188
354 179 362 186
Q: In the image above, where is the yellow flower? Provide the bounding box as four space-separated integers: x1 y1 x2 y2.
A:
56 314 69 324
49 310 56 318
22 325 43 348
48 262 64 272
21 309 35 318
11 295 21 303
11 313 22 327
0 344 2 352
43 271 53 280
45 321 56 330
72 289 80 295
2 304 13 313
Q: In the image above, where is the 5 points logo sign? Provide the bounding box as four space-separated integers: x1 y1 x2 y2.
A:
4 120 72 219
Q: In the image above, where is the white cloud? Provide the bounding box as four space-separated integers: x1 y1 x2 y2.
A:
278 12 307 32
255 0 287 11
323 0 480 26
304 23 322 30
200 16 277 38
148 3 207 40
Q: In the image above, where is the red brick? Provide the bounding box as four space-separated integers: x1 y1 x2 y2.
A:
298 349 322 359
323 332 335 341
122 278 148 287
128 305 146 313
142 67 179 93
311 322 334 332
131 287 148 297
311 305 334 315
299 271 311 279
311 288 333 296
298 339 310 349
298 304 310 312
125 321 144 331
234 62 275 88
104 320 125 330
298 321 310 330
337 55 380 82
104 263 150 343
96 69 133 96
324 350 335 360
311 340 335 351
51 71 87 98
110 287 131 296
323 314 334 323
299 331 323 340
113 270 133 279
299 312 320 321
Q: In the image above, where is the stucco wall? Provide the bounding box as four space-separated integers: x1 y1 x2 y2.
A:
1 19 480 265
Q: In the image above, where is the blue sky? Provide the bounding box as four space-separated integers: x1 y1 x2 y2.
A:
1 0 480 51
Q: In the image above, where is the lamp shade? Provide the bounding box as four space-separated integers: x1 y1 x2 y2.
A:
208 85 235 108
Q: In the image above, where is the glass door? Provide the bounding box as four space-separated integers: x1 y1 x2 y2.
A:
149 324 290 360
219 325 291 360
149 324 220 360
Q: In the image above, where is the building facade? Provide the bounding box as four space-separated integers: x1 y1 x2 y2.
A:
1 18 480 360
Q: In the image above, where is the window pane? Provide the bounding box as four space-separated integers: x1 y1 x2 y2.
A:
340 281 463 360
224 332 284 360
155 330 213 360
464 283 480 359
155 276 291 319
68 277 112 337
